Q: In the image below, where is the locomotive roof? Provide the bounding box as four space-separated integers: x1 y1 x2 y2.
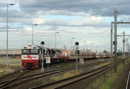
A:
37 45 70 51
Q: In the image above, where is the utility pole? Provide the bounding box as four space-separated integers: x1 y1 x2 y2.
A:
126 38 129 57
32 24 38 45
117 32 130 65
110 22 113 63
114 8 118 73
112 9 130 72
55 32 59 49
6 3 15 73
123 31 125 65
71 37 75 50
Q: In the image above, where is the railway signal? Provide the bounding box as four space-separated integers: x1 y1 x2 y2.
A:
75 42 79 70
41 41 45 72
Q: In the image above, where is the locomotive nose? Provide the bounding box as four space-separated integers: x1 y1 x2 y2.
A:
27 63 34 70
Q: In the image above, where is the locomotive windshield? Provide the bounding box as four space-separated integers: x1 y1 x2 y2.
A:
31 49 39 54
22 49 30 54
22 49 39 54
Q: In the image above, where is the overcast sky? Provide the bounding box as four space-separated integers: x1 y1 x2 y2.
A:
0 0 130 52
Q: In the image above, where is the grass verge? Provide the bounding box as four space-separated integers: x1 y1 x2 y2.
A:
87 59 130 89
50 70 83 81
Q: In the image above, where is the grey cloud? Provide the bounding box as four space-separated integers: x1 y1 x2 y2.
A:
0 0 130 34
19 0 130 16
0 29 6 32
1 0 130 29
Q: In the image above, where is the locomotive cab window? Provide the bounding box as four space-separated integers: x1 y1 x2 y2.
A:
22 49 30 54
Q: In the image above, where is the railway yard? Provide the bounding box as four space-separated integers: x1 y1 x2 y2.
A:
0 58 110 89
1 0 130 89
0 56 130 89
0 7 129 89
0 45 130 89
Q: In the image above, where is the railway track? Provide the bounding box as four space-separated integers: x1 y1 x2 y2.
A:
0 64 94 89
0 69 30 83
30 64 110 89
0 70 31 88
0 61 110 89
126 70 130 89
0 70 20 83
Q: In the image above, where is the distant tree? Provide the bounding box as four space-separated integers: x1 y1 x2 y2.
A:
103 50 107 53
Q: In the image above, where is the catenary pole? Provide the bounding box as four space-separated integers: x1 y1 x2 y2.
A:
114 8 118 73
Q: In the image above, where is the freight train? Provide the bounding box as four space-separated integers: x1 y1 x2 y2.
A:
21 45 111 69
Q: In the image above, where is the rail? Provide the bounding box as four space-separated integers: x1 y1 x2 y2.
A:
0 63 94 89
126 70 130 89
0 70 30 88
0 61 110 89
30 64 110 89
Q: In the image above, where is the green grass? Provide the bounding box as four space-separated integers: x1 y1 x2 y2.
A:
100 73 116 89
99 63 125 89
50 70 83 81
0 57 21 66
0 57 21 75
87 59 129 89
93 62 110 69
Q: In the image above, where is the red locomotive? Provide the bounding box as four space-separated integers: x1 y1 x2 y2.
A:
21 45 110 69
